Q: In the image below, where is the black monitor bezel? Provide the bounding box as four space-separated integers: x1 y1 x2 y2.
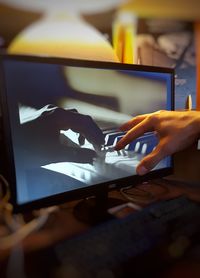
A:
0 53 174 213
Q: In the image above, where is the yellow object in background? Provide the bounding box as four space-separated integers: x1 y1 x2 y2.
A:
112 21 123 62
112 12 137 64
8 14 119 63
195 22 200 111
120 0 200 20
185 94 193 110
123 25 134 64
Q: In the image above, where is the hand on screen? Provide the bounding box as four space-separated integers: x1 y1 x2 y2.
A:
20 107 104 166
115 110 200 175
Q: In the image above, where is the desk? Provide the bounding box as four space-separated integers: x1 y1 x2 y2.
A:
1 175 200 278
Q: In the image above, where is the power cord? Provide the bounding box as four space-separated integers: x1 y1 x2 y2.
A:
0 207 50 250
0 174 58 250
120 179 170 204
0 174 59 278
120 183 155 204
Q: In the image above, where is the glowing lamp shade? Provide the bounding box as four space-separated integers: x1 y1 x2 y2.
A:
8 16 119 62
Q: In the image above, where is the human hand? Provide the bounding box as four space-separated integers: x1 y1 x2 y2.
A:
20 107 104 166
115 110 200 175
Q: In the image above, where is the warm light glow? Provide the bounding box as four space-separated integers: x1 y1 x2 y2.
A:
120 0 200 20
8 16 119 62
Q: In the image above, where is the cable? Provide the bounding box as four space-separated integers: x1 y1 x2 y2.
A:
120 179 170 204
120 184 155 204
0 207 49 249
6 244 26 278
0 174 58 278
0 207 57 250
0 174 58 250
0 175 58 278
152 178 170 195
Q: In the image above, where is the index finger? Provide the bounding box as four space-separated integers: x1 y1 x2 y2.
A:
115 117 153 150
120 114 150 131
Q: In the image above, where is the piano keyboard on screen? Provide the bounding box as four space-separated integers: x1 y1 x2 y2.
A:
43 130 158 186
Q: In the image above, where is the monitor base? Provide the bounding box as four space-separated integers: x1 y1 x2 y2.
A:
73 192 124 225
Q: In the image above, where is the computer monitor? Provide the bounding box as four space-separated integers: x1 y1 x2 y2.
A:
0 54 174 212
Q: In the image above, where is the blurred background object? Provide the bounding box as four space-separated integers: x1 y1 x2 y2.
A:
120 0 200 20
0 2 41 48
0 0 125 61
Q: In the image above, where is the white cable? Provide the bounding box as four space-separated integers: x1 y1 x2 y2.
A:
0 173 58 250
0 213 49 250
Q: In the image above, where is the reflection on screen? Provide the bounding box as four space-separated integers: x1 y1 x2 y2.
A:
3 59 172 205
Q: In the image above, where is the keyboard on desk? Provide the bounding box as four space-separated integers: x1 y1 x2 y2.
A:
53 196 200 278
43 130 159 185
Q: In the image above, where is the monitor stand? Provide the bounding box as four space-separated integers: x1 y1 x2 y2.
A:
73 191 125 225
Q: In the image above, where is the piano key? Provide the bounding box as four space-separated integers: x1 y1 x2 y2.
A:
135 142 140 152
104 132 125 146
44 131 159 185
141 143 147 154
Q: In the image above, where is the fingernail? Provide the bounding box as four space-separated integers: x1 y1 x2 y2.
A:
137 165 148 176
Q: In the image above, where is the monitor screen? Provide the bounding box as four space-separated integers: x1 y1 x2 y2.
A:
0 55 174 210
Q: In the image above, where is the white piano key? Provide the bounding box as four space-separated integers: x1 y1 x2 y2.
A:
135 142 140 152
105 132 123 146
141 143 147 154
104 134 110 145
125 144 130 150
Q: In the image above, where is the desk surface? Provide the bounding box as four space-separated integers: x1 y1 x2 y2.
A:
27 178 200 251
7 179 200 252
1 178 200 278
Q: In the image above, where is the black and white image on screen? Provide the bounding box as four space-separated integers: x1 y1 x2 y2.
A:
3 59 172 204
